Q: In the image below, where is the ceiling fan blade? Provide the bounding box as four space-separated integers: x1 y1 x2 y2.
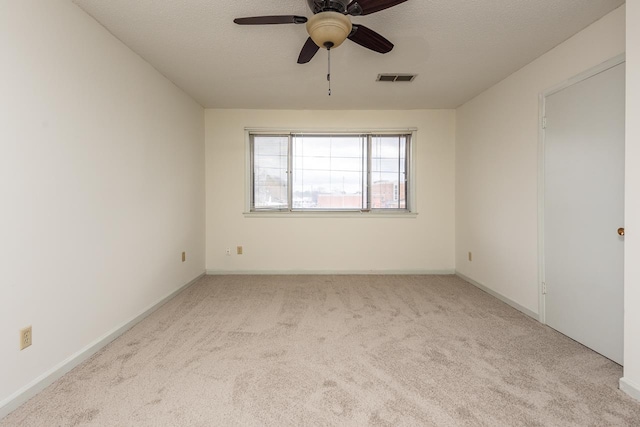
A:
298 37 320 64
348 24 394 54
347 0 408 16
234 15 308 25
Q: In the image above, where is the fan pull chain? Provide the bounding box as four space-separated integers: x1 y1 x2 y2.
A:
327 48 331 96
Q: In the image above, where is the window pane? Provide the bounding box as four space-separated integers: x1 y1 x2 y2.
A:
253 136 288 210
292 135 365 210
371 135 407 209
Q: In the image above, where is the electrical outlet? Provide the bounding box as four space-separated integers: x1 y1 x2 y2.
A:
237 246 243 255
182 251 186 262
225 248 231 256
20 326 32 350
468 252 473 262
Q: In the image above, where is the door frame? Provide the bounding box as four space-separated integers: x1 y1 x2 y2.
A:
537 53 626 324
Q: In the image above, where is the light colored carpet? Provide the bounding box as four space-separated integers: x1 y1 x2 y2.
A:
2 275 639 426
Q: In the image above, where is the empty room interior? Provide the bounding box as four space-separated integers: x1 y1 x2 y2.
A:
2 0 640 425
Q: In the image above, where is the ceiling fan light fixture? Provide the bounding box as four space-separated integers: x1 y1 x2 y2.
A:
306 11 352 49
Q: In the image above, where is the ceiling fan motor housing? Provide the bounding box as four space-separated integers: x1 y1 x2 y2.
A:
307 0 351 14
306 12 353 49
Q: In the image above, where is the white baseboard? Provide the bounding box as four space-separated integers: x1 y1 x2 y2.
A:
620 377 640 401
206 269 456 275
0 272 206 420
455 272 539 320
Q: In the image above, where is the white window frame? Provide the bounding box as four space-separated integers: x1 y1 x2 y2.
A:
244 128 418 217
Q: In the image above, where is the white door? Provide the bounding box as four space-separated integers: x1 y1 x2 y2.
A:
544 61 625 364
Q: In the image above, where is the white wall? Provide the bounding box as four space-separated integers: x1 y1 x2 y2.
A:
455 6 625 315
621 2 640 401
0 0 205 413
205 109 455 273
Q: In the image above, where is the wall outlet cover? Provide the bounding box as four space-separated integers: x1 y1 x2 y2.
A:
20 326 32 350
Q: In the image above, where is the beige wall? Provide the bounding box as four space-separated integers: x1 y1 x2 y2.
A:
622 1 640 400
455 6 625 315
0 0 205 412
205 109 455 273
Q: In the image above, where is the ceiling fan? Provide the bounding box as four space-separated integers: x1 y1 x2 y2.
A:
234 0 409 64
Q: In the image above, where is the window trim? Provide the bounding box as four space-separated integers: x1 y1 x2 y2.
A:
244 128 417 216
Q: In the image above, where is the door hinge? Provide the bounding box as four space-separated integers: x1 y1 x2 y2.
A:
542 281 547 295
542 117 547 129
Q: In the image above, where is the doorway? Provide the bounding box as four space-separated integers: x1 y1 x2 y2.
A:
541 57 625 364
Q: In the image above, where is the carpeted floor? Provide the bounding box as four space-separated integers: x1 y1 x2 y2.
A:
2 275 639 426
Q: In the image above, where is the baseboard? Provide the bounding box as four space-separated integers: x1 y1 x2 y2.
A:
206 269 456 275
0 272 206 420
620 377 640 401
455 272 539 320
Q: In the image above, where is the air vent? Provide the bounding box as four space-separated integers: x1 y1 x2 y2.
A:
377 74 417 82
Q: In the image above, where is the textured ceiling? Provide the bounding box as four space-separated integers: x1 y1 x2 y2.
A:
72 0 625 109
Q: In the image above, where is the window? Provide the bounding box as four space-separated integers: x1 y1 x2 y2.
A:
252 135 289 210
250 132 412 212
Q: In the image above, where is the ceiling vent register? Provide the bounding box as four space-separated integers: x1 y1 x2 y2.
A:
377 74 417 82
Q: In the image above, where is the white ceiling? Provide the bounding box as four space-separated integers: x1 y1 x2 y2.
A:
72 0 624 109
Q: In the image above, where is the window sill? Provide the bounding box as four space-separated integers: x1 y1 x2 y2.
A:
242 211 418 219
